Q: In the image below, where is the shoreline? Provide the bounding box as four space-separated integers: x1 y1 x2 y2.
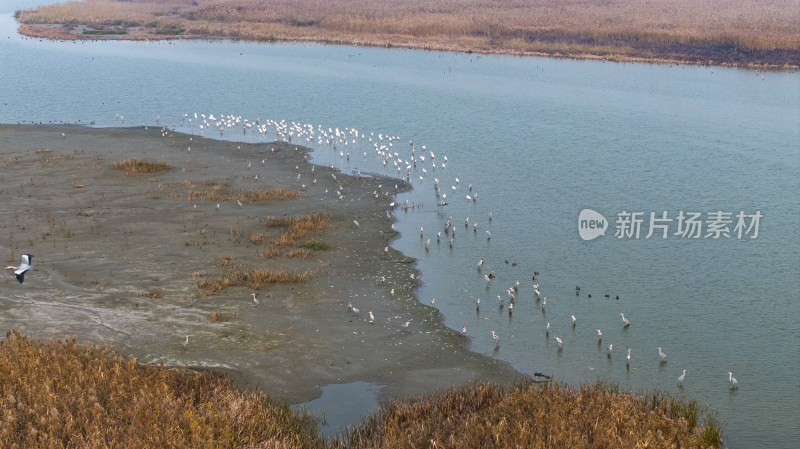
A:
0 124 524 407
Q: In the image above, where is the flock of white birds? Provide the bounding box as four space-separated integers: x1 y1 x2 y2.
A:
170 112 739 391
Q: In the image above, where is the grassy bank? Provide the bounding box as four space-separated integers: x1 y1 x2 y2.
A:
1 331 722 448
15 0 800 69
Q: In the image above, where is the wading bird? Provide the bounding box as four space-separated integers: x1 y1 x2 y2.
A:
729 371 738 389
5 254 34 284
658 347 668 363
491 330 500 345
620 313 630 327
626 348 631 365
555 337 563 349
252 292 259 305
678 369 686 385
182 335 189 349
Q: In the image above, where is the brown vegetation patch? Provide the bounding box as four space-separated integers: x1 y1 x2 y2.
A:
0 331 322 448
233 268 313 289
267 212 328 247
175 180 302 204
338 380 721 449
112 157 171 176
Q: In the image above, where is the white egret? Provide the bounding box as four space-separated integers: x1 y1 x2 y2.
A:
555 337 563 348
182 335 189 349
729 372 738 389
571 315 577 326
626 348 631 364
251 292 259 305
462 327 467 335
620 313 630 327
658 347 668 362
678 369 686 385
353 220 360 227
368 311 375 323
597 329 603 340
607 344 613 355
491 330 500 345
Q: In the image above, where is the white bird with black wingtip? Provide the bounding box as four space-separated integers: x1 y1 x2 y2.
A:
5 254 34 284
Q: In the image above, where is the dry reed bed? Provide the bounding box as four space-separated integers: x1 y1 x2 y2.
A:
15 0 800 67
0 330 722 448
0 331 323 449
336 380 721 449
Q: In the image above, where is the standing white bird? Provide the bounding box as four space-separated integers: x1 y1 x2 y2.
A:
728 371 738 389
5 254 34 284
626 348 631 364
571 315 577 326
678 369 687 385
555 337 563 348
353 220 360 227
462 327 467 335
620 313 630 327
597 329 603 340
658 347 668 362
491 330 500 345
607 344 613 355
182 335 189 349
368 311 375 323
251 292 259 305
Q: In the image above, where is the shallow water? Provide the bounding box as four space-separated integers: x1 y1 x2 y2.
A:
1 2 799 447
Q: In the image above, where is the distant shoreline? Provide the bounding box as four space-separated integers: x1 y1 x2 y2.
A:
14 0 800 70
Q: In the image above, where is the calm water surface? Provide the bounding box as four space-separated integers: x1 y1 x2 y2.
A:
1 2 798 447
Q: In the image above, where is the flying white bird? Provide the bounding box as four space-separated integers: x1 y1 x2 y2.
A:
5 254 34 284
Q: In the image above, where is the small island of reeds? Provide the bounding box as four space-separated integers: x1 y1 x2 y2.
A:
0 331 722 448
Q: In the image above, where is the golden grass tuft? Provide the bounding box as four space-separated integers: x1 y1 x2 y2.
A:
268 212 329 247
178 180 302 204
233 268 313 289
0 330 323 449
336 380 722 449
112 157 171 176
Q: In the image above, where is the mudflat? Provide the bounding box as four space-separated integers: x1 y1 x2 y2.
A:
0 124 521 405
